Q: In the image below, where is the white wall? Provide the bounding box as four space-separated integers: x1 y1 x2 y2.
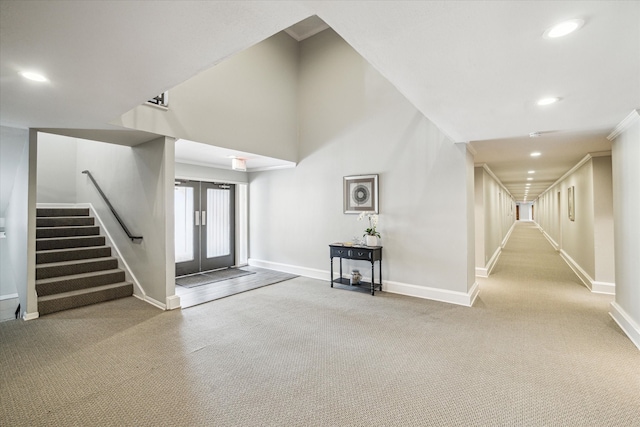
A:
535 155 615 293
609 111 640 349
249 29 476 304
75 136 176 307
474 166 515 275
37 133 77 203
0 127 29 317
114 31 299 163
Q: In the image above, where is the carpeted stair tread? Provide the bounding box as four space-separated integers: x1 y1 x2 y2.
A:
37 216 95 227
36 269 126 296
36 208 89 217
37 282 133 315
36 246 112 264
36 235 105 251
36 225 100 238
36 257 119 280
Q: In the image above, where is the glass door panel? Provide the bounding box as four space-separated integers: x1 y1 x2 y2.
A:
175 182 200 276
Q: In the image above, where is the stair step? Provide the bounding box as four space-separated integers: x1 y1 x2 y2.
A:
37 208 90 217
36 235 105 251
36 257 119 280
36 269 126 296
38 282 133 316
37 216 95 228
36 225 100 239
36 246 112 264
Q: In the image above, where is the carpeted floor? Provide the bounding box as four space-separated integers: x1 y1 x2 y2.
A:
1 222 638 426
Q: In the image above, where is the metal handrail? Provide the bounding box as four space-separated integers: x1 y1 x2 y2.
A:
81 170 143 241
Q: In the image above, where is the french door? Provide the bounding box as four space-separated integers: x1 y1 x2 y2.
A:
175 180 235 276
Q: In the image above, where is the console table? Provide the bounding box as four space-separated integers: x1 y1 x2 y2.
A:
329 244 382 295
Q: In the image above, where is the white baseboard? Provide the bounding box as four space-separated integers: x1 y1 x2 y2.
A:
502 221 516 247
248 258 329 281
610 302 640 351
559 250 615 295
133 294 167 310
385 280 478 307
592 281 615 295
541 229 560 251
476 247 502 278
559 249 593 290
249 258 479 307
166 295 181 310
23 311 39 321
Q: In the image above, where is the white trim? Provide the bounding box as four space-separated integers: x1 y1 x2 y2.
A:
133 294 166 310
166 294 181 310
482 164 515 200
607 109 640 141
476 246 501 278
540 228 560 251
0 293 19 301
609 302 640 350
385 280 479 307
559 249 593 291
249 258 479 307
591 281 615 295
249 258 328 281
536 151 610 201
23 311 39 321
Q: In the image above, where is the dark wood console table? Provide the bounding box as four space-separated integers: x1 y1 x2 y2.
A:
329 244 382 295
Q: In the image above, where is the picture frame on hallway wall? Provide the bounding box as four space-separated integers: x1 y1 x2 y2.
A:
568 186 575 221
344 174 379 214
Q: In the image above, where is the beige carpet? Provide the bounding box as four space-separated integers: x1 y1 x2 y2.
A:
1 222 639 426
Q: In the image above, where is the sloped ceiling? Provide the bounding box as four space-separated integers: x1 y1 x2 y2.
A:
1 1 638 202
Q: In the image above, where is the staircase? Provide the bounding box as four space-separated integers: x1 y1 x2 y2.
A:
36 207 133 315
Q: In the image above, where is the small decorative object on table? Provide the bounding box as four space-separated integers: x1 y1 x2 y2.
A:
358 212 380 246
350 270 362 285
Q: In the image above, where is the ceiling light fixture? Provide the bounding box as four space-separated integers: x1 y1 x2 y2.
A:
530 152 541 157
528 170 535 174
527 178 533 181
543 19 584 39
20 71 48 82
537 97 560 106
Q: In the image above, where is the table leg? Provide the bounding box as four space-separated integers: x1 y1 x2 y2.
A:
339 258 343 285
371 262 375 295
330 257 334 288
379 260 382 291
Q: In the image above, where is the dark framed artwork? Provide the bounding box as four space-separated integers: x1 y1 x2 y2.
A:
344 174 379 214
568 186 575 221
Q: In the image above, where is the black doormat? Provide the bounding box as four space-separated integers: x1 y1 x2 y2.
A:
176 268 255 288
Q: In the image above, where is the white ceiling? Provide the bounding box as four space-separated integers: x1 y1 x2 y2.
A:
1 1 638 202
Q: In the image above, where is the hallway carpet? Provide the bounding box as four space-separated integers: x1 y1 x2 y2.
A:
1 222 638 426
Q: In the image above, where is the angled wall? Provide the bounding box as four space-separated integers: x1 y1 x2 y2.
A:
114 32 299 163
249 29 476 305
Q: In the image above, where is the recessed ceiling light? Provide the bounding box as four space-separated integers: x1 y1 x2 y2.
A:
543 19 584 39
527 178 533 181
537 97 560 106
20 71 48 82
526 183 531 186
530 152 542 157
528 170 535 174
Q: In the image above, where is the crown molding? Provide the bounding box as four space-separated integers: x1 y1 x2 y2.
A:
607 109 640 141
